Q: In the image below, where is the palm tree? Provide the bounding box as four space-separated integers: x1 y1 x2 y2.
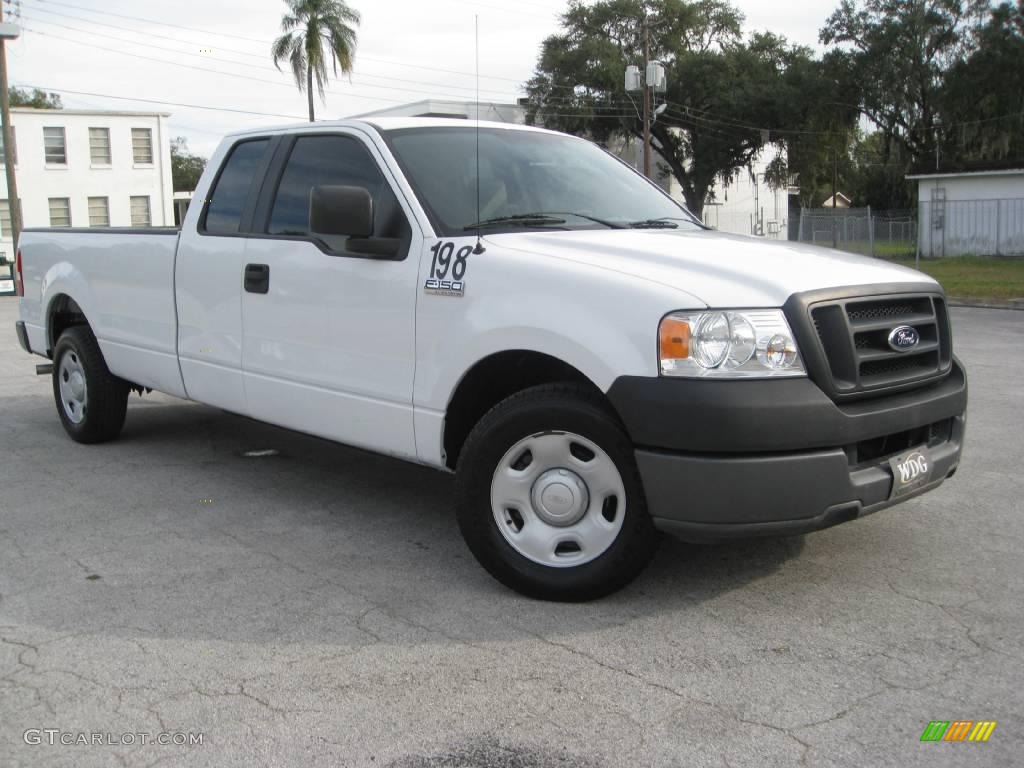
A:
271 0 361 122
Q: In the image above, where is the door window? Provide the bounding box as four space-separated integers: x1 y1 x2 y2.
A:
267 134 409 255
203 139 270 235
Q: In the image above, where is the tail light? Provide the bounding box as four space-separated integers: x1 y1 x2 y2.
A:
14 248 23 296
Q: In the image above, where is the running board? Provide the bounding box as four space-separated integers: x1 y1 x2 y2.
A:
36 363 53 375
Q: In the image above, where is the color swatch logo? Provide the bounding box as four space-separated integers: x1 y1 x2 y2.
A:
920 721 997 742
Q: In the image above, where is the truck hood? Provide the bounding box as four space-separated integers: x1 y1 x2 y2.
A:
490 228 937 308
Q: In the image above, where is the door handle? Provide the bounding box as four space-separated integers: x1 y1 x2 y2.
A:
244 263 270 294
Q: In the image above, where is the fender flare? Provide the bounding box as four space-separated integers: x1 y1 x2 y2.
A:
40 262 99 351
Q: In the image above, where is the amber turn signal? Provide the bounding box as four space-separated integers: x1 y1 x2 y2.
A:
659 317 691 360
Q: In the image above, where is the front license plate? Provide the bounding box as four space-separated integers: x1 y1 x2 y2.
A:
889 446 933 499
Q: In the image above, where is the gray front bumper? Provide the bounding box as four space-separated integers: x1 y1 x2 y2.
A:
640 415 965 542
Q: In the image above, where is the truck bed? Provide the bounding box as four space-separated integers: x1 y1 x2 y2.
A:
18 227 187 397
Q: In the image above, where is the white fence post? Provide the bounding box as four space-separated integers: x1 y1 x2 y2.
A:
867 206 874 258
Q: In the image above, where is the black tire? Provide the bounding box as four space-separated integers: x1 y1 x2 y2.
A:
455 383 660 601
52 325 129 444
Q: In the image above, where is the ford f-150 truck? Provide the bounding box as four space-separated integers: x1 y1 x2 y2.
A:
13 118 967 600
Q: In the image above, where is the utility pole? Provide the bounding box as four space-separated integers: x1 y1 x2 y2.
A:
625 15 665 181
642 18 652 179
0 4 21 256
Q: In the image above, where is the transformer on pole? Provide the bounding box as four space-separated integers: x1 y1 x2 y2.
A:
625 18 667 180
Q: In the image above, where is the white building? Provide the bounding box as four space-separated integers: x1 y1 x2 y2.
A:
908 168 1024 257
353 99 525 123
609 132 792 239
0 108 174 261
673 148 792 239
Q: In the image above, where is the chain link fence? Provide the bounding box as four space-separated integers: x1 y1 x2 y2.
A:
795 207 917 259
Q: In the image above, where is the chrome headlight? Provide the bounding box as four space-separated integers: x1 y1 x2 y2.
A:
659 309 805 378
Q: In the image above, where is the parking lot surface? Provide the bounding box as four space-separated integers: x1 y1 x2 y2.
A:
1 297 1021 767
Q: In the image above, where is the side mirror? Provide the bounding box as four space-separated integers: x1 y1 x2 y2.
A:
309 185 374 238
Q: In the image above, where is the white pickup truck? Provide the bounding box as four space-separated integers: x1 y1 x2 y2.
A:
14 118 967 600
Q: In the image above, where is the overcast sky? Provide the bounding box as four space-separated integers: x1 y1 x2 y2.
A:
7 0 835 157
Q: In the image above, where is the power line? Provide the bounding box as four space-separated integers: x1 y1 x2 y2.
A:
35 0 282 44
668 99 1024 137
13 82 307 119
536 92 1024 139
20 11 522 100
30 0 534 84
11 83 632 126
22 26 512 106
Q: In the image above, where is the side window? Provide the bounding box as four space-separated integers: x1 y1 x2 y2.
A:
203 139 270 235
267 135 409 251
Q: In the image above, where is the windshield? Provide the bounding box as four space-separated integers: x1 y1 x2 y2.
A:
384 127 704 236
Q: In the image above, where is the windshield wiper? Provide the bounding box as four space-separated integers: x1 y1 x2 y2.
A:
628 218 680 229
463 214 567 230
534 211 626 229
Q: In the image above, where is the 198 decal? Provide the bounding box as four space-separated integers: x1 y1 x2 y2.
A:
425 241 471 296
429 241 471 280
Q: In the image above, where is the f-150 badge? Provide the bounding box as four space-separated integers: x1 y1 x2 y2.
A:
424 278 465 297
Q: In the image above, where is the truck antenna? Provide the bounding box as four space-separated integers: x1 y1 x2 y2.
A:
473 14 485 254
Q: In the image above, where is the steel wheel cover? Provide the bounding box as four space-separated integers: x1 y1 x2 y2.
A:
490 431 626 567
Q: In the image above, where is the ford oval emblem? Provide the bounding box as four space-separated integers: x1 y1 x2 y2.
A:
887 325 920 352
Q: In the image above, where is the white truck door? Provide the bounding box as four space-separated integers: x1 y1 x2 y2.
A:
175 137 275 412
239 131 421 459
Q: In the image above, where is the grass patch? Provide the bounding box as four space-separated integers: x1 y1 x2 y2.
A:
885 256 1024 300
871 241 918 258
822 241 918 258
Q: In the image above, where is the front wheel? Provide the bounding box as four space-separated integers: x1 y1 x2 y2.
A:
455 384 659 601
52 326 129 444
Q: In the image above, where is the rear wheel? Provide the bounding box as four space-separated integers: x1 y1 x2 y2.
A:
455 384 659 601
52 326 129 443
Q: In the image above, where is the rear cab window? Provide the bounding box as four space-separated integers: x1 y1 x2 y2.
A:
202 139 271 235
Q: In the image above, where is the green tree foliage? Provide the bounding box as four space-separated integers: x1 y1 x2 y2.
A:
170 137 206 193
8 87 62 109
761 51 861 208
820 0 989 168
272 0 360 122
848 132 916 209
525 0 838 217
941 1 1024 167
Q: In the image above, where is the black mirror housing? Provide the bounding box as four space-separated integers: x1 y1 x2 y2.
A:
310 185 374 238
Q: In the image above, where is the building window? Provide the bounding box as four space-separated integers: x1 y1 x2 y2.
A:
44 127 67 165
131 128 153 164
0 127 16 166
88 196 110 227
48 197 71 227
0 199 20 237
130 195 151 226
89 128 111 165
0 199 11 236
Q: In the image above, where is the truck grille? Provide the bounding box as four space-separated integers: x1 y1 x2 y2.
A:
804 292 952 399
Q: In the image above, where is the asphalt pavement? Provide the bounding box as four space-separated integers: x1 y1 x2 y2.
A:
0 296 1021 767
